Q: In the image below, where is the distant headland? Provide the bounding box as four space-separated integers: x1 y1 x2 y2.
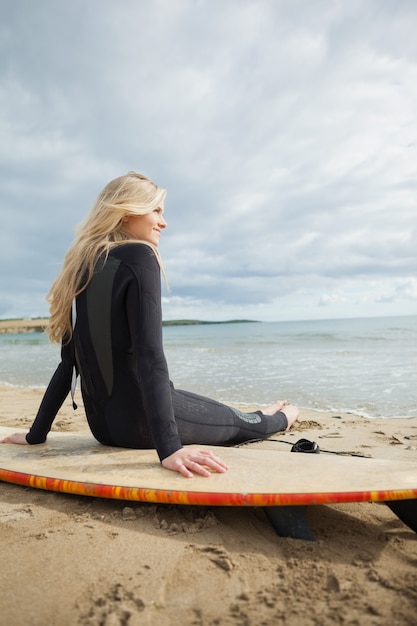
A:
162 319 258 326
0 318 259 335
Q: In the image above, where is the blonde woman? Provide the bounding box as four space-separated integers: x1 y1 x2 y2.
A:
1 172 299 476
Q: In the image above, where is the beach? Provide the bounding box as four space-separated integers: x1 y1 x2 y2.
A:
1 384 416 625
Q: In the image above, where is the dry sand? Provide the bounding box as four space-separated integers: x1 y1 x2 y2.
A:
0 385 416 625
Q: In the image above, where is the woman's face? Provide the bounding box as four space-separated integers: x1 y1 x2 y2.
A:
123 206 167 246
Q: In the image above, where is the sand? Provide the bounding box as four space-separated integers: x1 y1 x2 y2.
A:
0 384 416 626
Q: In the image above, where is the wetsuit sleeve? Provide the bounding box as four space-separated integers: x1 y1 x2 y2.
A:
25 341 74 444
126 252 182 461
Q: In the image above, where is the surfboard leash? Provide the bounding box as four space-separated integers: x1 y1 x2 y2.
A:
234 438 370 458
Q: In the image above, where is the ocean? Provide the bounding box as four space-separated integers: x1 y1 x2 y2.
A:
0 315 416 419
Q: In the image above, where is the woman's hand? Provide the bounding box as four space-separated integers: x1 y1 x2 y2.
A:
162 447 229 478
0 432 29 445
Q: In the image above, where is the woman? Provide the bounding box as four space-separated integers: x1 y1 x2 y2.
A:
1 172 299 477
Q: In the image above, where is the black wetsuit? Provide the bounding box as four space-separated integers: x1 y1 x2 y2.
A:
26 244 287 460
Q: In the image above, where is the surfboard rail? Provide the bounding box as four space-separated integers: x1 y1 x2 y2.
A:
1 466 416 507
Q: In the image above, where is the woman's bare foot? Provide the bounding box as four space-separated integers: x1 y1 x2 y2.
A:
282 403 299 430
262 400 287 415
262 400 299 430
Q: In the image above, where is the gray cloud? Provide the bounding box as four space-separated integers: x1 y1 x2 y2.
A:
1 0 416 321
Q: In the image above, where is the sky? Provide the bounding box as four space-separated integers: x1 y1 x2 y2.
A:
0 0 416 323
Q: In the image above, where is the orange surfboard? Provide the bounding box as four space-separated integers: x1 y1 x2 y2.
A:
1 427 416 539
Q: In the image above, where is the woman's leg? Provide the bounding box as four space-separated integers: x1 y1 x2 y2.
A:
170 383 288 446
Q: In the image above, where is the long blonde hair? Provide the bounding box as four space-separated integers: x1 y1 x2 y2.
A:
47 172 167 343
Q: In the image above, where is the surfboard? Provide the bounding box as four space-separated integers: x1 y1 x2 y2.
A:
1 427 416 539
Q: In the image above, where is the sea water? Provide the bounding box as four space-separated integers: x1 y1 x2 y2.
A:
0 315 416 419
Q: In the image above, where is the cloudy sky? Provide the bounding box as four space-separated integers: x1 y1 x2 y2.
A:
1 0 416 322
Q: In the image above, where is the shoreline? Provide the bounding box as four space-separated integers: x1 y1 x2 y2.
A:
0 383 414 422
0 384 417 624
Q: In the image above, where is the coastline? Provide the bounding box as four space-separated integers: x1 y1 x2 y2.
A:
0 384 416 625
0 318 48 334
0 318 259 334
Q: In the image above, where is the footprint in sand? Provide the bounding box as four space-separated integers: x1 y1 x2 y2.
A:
77 583 145 626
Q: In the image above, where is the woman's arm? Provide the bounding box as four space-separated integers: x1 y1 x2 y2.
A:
125 249 183 461
119 244 229 476
26 341 74 444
